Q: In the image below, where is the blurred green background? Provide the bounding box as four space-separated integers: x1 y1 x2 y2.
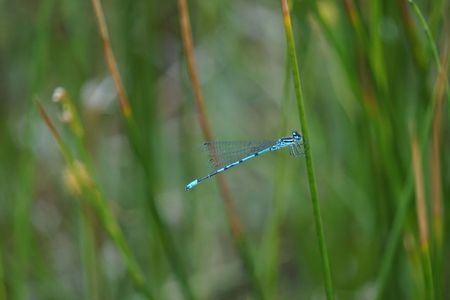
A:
1 0 449 299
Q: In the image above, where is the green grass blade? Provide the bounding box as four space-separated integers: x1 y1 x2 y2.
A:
280 1 334 298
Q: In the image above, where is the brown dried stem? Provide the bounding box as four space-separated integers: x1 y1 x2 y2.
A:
430 38 449 250
411 131 428 252
91 0 132 119
178 1 266 298
90 1 195 298
411 129 435 299
177 0 242 238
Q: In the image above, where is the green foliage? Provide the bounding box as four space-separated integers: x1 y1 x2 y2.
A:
0 0 448 299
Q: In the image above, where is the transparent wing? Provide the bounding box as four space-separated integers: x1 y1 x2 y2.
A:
203 140 277 169
289 142 305 157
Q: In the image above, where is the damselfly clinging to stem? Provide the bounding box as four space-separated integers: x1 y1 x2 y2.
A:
185 131 304 191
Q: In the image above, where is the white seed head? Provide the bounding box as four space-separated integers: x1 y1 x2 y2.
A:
59 109 73 124
52 87 67 103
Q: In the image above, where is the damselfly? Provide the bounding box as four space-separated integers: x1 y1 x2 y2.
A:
185 131 304 191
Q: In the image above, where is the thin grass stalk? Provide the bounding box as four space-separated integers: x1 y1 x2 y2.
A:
52 88 91 169
53 87 101 300
374 80 439 298
280 1 334 299
341 1 400 200
343 0 386 105
408 0 441 70
57 88 195 300
13 2 56 294
374 111 438 299
343 0 389 103
408 0 450 110
375 173 413 299
342 0 378 115
308 1 347 70
83 187 154 299
12 146 35 300
69 170 155 300
308 1 361 106
11 0 54 292
411 130 434 300
177 0 241 238
90 0 131 119
398 0 427 70
311 1 401 198
346 0 403 200
142 191 196 300
235 240 266 300
429 40 448 300
35 100 155 300
11 158 30 293
177 0 213 142
369 0 389 93
403 5 450 296
89 1 195 298
342 0 366 46
429 0 446 34
35 100 72 162
78 206 100 300
374 72 440 300
177 0 266 299
0 242 6 299
90 0 142 151
342 0 403 219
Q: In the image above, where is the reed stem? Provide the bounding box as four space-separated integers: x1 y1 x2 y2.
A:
280 1 334 298
90 0 196 298
177 0 266 298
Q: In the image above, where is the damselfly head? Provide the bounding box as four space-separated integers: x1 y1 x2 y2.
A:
292 131 301 141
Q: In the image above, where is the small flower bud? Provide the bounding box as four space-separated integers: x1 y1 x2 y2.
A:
59 109 73 124
52 87 67 103
63 161 93 196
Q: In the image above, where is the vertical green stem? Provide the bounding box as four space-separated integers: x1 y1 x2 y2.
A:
375 89 437 299
36 100 155 300
236 238 266 300
375 174 413 300
408 0 441 68
280 1 334 299
408 0 450 110
177 0 264 298
79 207 100 300
90 0 196 297
0 244 5 300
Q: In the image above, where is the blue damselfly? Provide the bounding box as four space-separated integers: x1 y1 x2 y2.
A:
185 131 304 191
